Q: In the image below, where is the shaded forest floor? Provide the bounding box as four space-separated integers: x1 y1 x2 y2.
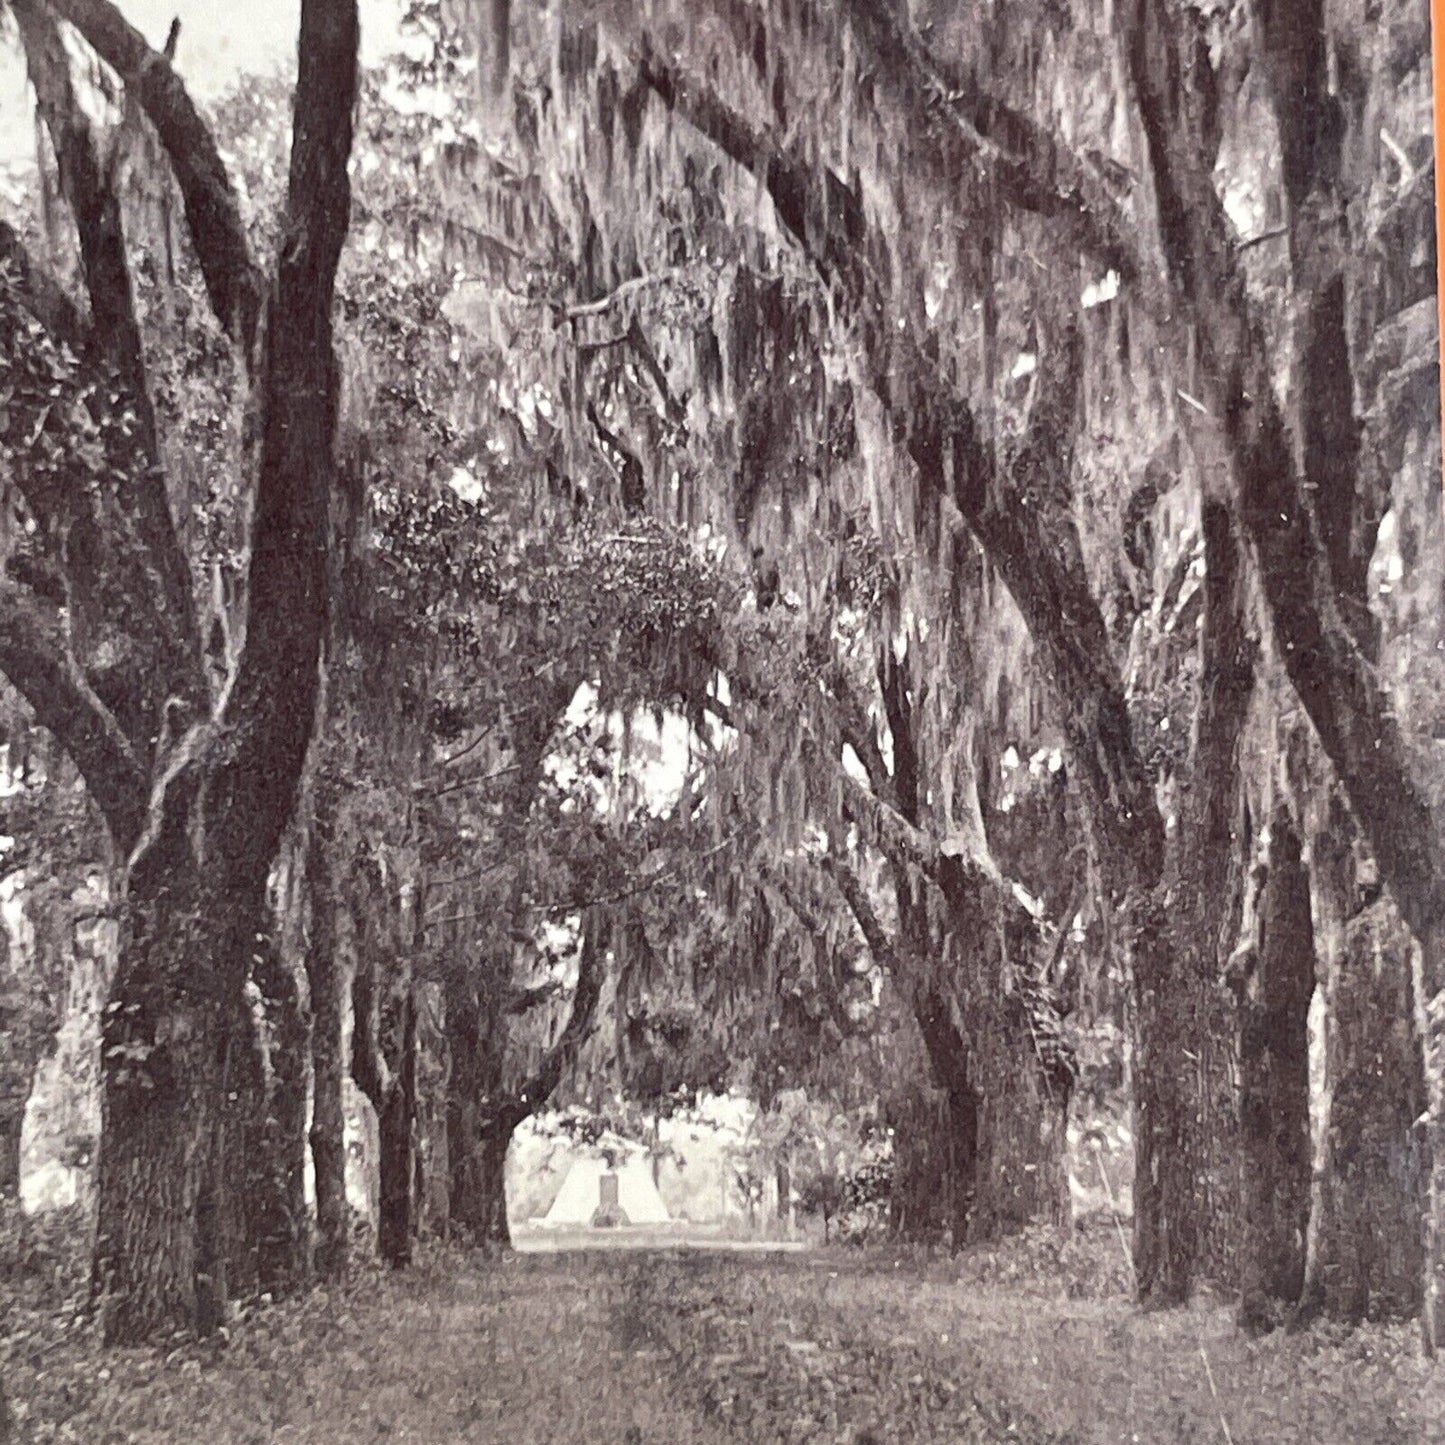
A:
2 1211 1441 1443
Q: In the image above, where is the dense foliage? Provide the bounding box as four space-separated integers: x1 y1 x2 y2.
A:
0 0 1441 1378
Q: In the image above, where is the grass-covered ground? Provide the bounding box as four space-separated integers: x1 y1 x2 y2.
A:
2 1209 1440 1442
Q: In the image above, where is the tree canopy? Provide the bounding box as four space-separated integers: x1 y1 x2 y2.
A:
0 0 1441 1356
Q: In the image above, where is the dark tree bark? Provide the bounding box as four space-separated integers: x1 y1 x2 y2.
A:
0 1105 23 1199
0 0 361 1342
305 776 350 1281
1304 790 1428 1321
444 971 497 1245
1229 806 1315 1331
247 933 312 1297
886 1087 954 1244
913 989 980 1248
411 981 450 1238
446 1110 512 1248
377 986 418 1267
95 855 238 1343
352 915 417 1269
1123 887 1199 1304
1159 497 1257 1290
1124 0 1445 1346
1315 901 1427 1320
473 1126 513 1250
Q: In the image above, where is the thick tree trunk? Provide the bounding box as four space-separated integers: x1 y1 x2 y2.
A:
1305 795 1427 1321
916 887 1069 1249
885 1087 953 1243
93 855 240 1343
351 882 418 1268
95 1031 217 1342
472 1126 512 1250
193 1101 234 1340
865 658 1069 1249
445 975 514 1247
1419 931 1445 1349
1320 900 1426 1319
412 980 449 1237
1234 807 1314 1331
445 976 485 1240
1176 499 1256 1289
218 1020 261 1304
913 989 980 1247
96 867 295 1339
1128 888 1197 1306
944 1085 982 1248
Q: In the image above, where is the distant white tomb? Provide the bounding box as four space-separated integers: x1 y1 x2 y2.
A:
539 1151 670 1228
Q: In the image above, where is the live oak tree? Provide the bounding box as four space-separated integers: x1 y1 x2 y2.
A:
0 0 358 1340
1 0 1438 1356
469 0 1439 1334
465 0 1172 1278
404 0 1083 1259
270 12 742 1261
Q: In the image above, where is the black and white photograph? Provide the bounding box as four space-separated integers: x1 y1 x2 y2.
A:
1 0 1443 1439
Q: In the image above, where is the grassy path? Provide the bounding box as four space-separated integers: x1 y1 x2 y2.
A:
5 1242 1441 1442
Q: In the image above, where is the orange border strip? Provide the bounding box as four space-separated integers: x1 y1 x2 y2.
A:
1436 0 1445 497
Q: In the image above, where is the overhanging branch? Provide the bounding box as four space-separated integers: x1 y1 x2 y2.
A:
48 0 265 361
641 51 1165 893
493 912 606 1134
838 0 1146 284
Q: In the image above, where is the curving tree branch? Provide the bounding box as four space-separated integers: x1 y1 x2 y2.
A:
820 849 900 977
837 0 1146 285
493 910 607 1135
46 0 265 361
0 583 148 849
1123 0 1445 947
640 53 1164 890
12 0 204 718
